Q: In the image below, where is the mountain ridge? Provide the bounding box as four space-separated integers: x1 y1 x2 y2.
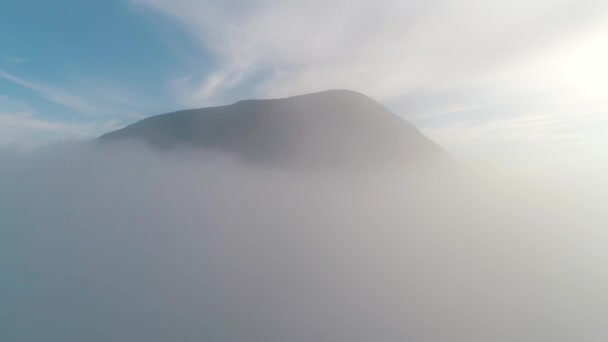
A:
98 89 447 169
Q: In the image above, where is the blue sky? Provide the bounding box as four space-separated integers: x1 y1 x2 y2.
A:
0 0 201 144
1 0 607 165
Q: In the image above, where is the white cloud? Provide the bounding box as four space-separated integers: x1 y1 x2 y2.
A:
412 24 608 161
1 143 608 340
0 70 101 114
4 55 27 64
132 0 608 162
0 112 121 148
133 0 608 100
0 95 121 148
0 72 169 146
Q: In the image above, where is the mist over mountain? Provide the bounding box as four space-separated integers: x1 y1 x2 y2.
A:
3 140 607 341
3 90 608 341
99 90 447 169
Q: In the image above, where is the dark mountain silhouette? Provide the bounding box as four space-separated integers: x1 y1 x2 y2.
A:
98 89 447 168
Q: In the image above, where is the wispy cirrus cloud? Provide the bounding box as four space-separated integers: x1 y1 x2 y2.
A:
0 74 146 147
0 95 120 147
0 109 121 148
132 0 608 101
0 70 100 115
131 0 608 163
3 55 26 64
0 112 114 139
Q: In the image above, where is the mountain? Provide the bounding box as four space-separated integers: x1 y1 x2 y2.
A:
98 89 447 169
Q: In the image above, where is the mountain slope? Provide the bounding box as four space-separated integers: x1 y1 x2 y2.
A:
98 89 447 168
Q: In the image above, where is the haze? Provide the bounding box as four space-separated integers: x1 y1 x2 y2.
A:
1 0 608 341
2 141 608 341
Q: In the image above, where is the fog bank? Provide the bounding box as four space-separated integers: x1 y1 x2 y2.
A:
1 143 607 341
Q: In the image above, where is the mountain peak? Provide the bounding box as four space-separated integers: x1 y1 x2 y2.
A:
99 90 447 169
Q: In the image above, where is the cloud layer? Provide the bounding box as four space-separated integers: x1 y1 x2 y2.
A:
2 143 608 341
130 0 608 163
133 0 608 100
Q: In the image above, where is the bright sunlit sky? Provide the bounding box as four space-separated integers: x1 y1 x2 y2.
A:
1 0 607 164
